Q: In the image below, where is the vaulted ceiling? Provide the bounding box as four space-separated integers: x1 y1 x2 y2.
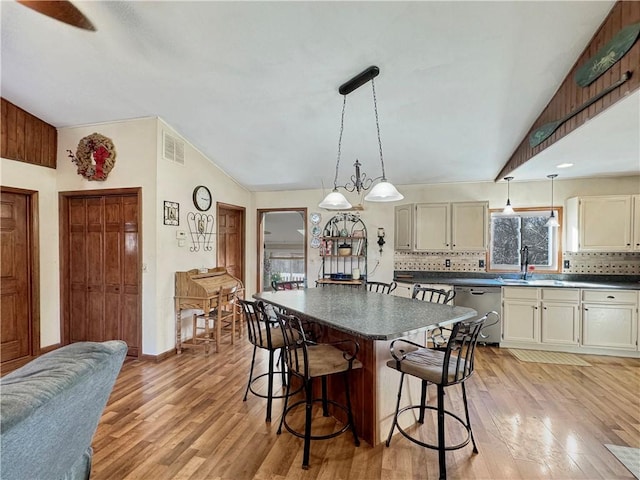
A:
2 1 637 191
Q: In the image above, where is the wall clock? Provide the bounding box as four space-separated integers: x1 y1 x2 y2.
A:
192 185 212 211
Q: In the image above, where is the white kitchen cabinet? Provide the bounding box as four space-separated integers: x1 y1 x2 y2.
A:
633 195 640 250
410 201 487 252
582 289 638 351
451 202 489 251
566 195 634 251
502 287 540 343
415 203 450 250
393 282 413 298
394 204 413 251
540 288 580 345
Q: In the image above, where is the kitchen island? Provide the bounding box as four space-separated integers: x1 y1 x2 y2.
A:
254 287 477 445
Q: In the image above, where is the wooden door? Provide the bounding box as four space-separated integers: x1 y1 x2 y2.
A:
217 204 245 285
62 189 141 357
0 190 36 365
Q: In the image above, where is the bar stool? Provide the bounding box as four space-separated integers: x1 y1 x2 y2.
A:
385 312 496 480
275 309 362 469
412 284 456 304
239 299 301 422
366 280 397 294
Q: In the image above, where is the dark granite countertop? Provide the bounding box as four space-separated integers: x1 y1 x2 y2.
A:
254 288 477 340
394 271 640 290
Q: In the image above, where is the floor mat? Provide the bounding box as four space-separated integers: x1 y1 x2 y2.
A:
508 349 591 366
605 444 640 479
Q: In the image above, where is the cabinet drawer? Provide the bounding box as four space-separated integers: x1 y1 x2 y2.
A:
582 289 637 304
541 288 579 302
502 287 539 300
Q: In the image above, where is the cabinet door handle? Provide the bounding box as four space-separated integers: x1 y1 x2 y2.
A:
607 295 615 299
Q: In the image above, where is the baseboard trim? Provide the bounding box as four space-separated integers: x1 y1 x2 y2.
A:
140 348 176 363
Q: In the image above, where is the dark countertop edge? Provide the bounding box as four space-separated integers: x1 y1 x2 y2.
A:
394 271 640 290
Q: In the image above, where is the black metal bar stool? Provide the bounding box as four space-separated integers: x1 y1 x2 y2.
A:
385 312 497 480
275 309 362 469
366 280 397 294
239 299 301 422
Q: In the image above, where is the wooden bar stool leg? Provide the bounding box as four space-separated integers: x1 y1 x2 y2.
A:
303 381 313 469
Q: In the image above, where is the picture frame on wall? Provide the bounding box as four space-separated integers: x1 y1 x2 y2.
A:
164 201 179 226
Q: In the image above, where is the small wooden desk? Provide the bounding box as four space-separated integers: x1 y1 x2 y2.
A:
175 268 242 354
253 288 476 445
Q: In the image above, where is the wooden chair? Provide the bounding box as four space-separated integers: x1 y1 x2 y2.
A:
366 281 397 294
385 312 496 480
275 309 362 469
411 284 455 304
192 284 239 353
271 280 306 291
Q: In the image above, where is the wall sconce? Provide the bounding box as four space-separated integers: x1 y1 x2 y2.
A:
377 227 386 253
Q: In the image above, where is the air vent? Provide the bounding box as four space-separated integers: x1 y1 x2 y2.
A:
163 132 185 165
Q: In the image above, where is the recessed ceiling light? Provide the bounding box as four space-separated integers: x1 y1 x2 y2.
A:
556 163 574 169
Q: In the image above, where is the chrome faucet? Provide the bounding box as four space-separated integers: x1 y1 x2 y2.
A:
520 246 530 280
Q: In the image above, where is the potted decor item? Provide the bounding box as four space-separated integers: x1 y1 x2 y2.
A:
338 243 352 256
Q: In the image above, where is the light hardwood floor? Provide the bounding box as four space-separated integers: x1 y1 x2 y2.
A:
92 338 640 480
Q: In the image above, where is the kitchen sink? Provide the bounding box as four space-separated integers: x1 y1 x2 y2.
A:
499 278 565 286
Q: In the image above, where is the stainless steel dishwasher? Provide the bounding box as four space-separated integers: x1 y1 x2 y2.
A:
454 286 501 345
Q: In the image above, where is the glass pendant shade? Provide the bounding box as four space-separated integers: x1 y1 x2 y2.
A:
503 200 514 215
319 190 352 210
364 180 404 202
544 173 559 227
545 212 559 227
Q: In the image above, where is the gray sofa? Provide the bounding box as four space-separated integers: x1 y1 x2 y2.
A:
1 340 127 480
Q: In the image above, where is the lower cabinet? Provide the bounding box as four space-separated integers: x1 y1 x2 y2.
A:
582 290 638 351
502 287 540 343
502 286 638 355
540 289 580 346
393 282 413 298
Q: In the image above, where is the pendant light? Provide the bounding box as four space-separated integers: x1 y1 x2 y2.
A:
545 174 559 227
319 66 403 209
503 176 514 214
364 75 404 203
319 95 352 210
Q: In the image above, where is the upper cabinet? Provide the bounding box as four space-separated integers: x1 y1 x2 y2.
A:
394 204 413 251
566 195 639 251
395 201 488 252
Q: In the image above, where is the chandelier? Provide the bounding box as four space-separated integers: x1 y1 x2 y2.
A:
319 66 404 210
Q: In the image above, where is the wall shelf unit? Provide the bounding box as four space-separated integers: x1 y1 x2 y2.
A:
319 213 367 285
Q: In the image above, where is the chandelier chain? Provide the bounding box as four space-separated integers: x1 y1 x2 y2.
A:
333 95 347 190
371 78 386 181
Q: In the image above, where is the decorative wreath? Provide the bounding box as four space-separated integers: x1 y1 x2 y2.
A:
67 133 117 181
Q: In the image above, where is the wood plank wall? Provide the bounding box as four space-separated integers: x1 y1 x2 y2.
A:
1 98 57 169
497 1 640 180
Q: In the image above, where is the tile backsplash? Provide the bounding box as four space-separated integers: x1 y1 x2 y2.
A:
394 251 486 272
563 252 640 275
394 250 640 275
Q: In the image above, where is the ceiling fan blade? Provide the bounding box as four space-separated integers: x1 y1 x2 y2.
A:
17 0 96 31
